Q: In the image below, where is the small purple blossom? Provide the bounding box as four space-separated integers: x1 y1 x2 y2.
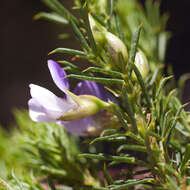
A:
28 60 116 136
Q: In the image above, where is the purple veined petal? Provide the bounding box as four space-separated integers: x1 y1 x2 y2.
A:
74 80 117 103
48 60 69 93
60 116 95 136
102 88 118 103
74 81 103 99
29 84 78 120
28 98 55 122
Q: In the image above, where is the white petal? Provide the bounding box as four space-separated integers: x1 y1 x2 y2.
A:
29 84 77 119
28 98 55 122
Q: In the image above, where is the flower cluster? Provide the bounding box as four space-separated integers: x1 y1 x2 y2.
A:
89 14 149 77
28 60 116 136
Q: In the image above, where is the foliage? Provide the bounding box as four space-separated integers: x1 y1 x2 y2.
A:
1 0 190 189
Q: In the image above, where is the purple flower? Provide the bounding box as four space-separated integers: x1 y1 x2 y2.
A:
28 60 116 136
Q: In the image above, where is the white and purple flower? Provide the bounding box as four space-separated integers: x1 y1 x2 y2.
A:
28 60 116 136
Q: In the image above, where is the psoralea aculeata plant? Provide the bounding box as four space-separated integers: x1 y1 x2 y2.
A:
28 60 116 136
1 0 190 190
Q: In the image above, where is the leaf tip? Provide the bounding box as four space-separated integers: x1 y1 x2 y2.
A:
48 50 55 55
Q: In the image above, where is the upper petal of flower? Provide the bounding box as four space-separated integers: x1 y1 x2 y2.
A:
29 84 77 120
48 60 69 93
74 80 117 103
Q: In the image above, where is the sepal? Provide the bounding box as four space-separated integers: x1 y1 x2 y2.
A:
59 91 110 121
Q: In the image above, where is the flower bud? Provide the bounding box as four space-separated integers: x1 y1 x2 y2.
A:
89 14 128 64
105 32 128 63
59 92 110 121
132 51 149 80
88 14 107 46
135 114 146 138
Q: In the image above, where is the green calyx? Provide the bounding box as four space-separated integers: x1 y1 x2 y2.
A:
59 91 110 121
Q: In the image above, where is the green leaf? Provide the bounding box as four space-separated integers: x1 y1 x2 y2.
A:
161 110 171 138
114 13 125 42
109 178 154 190
40 166 67 177
107 0 114 17
133 64 152 108
121 84 138 133
155 76 173 99
42 0 78 24
166 103 188 144
67 74 124 85
78 153 136 164
180 144 190 175
83 67 123 78
111 103 128 130
49 48 88 57
91 13 107 27
104 163 113 185
106 0 114 29
127 24 142 75
34 12 68 25
166 176 180 190
70 19 90 51
147 131 162 141
149 67 160 86
164 89 177 112
90 134 126 144
100 129 118 136
125 132 145 145
58 60 82 71
158 32 170 62
105 136 127 143
158 162 178 177
117 144 161 153
78 185 108 190
80 1 98 55
41 0 59 13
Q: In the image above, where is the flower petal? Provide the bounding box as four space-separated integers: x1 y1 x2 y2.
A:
28 98 55 122
29 84 77 120
62 116 95 136
48 60 69 93
74 80 117 102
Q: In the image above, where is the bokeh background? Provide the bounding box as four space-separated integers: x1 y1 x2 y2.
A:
1 0 190 127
